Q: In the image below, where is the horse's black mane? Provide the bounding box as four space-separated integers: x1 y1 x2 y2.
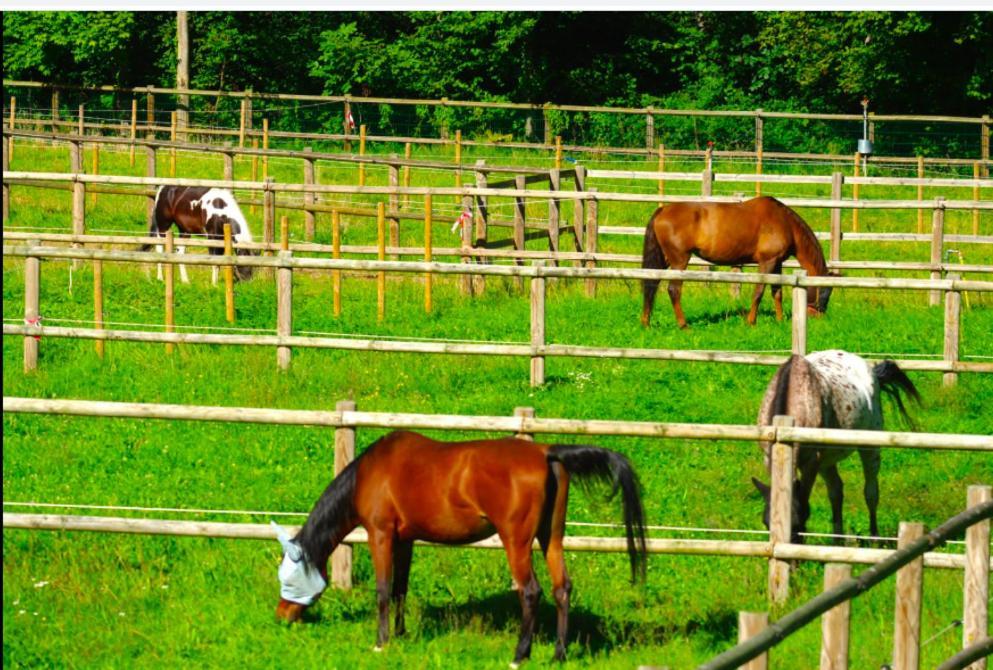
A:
294 445 372 569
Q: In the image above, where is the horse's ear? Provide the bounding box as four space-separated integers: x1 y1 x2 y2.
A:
751 477 771 498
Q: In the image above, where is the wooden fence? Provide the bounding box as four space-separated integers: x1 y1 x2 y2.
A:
5 79 991 171
3 395 990 670
5 244 993 389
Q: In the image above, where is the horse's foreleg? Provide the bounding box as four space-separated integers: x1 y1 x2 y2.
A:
506 540 541 667
747 282 766 325
859 447 881 539
368 529 395 651
177 245 190 284
821 465 845 543
391 540 414 637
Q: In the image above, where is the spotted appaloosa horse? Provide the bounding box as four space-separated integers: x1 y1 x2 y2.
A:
272 430 647 666
641 196 837 329
751 350 920 543
141 186 256 283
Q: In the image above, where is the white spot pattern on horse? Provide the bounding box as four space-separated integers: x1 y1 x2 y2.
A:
191 188 254 244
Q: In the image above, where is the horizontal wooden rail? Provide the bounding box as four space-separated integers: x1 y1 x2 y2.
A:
589 169 993 189
5 78 988 124
6 245 993 293
6 170 993 210
2 513 984 570
5 231 993 275
5 396 991 451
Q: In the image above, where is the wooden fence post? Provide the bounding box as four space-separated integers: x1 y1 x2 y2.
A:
250 139 259 214
755 109 764 197
277 250 293 370
893 522 925 670
585 188 599 297
916 157 925 234
513 175 527 290
424 194 433 313
8 96 15 163
303 147 315 241
454 129 462 188
93 259 105 359
262 117 270 181
830 172 843 262
129 98 137 167
164 230 175 355
145 87 155 141
358 124 367 186
459 194 474 296
702 165 713 198
530 261 546 387
981 115 989 178
473 160 488 294
769 414 795 604
91 143 100 207
3 129 10 223
223 151 234 181
555 135 562 169
224 224 235 323
51 88 60 133
343 99 352 152
820 563 852 670
973 162 981 236
930 197 945 307
70 141 86 268
548 168 561 263
146 145 157 230
645 108 655 153
239 98 247 148
738 611 769 670
377 202 386 321
514 406 535 441
658 143 666 206
572 164 587 259
943 273 961 387
852 152 861 232
963 485 991 670
403 142 412 209
23 246 40 373
332 399 356 590
263 177 275 280
792 271 807 356
170 111 177 177
78 104 84 136
332 210 341 317
389 156 400 259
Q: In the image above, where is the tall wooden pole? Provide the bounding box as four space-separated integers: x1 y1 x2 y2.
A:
768 415 795 604
176 11 190 141
963 485 991 670
332 210 341 317
331 400 356 590
892 522 925 670
424 194 433 313
93 260 105 359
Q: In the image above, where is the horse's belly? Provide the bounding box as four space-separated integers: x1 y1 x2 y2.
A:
396 514 496 545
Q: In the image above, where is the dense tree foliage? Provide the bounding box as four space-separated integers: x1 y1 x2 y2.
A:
5 11 990 116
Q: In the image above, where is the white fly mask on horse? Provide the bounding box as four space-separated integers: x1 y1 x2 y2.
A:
272 521 327 605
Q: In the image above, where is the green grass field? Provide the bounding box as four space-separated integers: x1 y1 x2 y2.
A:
3 139 992 669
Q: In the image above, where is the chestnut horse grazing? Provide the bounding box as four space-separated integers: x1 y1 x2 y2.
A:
141 185 256 284
273 430 647 665
641 196 834 328
751 350 920 543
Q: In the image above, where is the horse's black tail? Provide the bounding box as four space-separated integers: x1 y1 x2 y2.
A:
547 445 647 582
770 355 800 419
873 360 921 429
641 209 666 327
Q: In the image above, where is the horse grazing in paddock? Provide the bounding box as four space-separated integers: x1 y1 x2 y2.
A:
641 196 836 329
140 185 256 284
751 350 920 543
272 430 647 666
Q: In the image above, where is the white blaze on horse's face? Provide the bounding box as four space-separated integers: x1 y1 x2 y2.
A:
272 521 326 606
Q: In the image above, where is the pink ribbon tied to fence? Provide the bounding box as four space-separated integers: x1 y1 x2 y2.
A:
346 111 356 131
24 315 42 340
451 209 472 234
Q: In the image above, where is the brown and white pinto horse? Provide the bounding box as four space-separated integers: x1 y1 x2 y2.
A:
141 186 255 283
641 196 835 328
272 430 647 666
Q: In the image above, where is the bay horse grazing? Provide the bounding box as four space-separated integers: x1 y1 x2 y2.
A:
272 430 647 666
751 350 920 543
141 186 256 284
641 196 835 328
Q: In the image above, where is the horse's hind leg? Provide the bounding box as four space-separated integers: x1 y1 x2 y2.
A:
821 464 845 543
504 538 541 667
538 463 572 661
391 540 414 637
858 447 881 539
665 253 691 329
